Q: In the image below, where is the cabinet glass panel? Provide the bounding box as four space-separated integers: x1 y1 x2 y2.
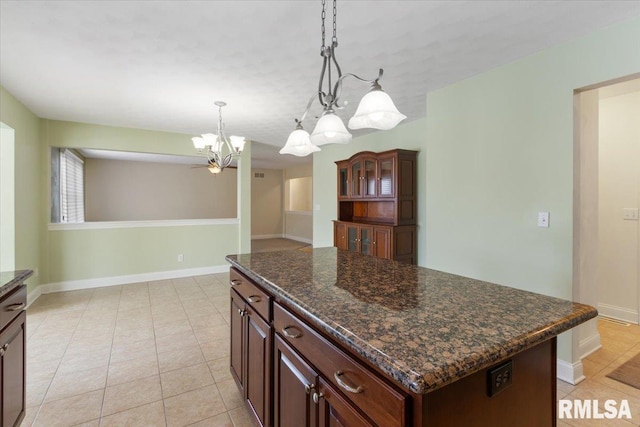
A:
365 160 376 197
360 227 372 255
351 162 362 196
339 167 348 197
379 159 393 196
347 226 358 252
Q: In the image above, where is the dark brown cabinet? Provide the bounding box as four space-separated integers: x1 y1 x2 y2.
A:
0 273 29 427
334 149 417 264
317 378 373 427
230 270 272 427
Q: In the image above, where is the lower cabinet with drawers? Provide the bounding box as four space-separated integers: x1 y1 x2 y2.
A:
229 267 407 427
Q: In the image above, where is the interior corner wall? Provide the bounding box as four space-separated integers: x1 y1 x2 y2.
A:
425 17 640 365
284 164 313 243
0 86 42 294
251 168 284 238
597 90 640 323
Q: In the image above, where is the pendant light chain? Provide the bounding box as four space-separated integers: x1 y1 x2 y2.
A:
321 0 326 50
332 0 337 45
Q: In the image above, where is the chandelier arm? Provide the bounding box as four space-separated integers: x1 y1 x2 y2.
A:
317 55 330 108
297 91 323 124
330 47 344 105
337 68 384 86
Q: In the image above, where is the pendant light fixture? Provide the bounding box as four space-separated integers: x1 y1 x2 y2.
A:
279 0 406 156
192 101 246 173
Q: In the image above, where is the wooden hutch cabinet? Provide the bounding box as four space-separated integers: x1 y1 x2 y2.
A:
334 149 417 264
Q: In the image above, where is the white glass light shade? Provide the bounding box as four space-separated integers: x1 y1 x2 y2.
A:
229 135 246 152
280 129 321 157
192 136 206 150
348 89 406 130
310 112 352 146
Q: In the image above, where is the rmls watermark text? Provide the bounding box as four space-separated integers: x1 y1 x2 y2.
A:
559 399 632 419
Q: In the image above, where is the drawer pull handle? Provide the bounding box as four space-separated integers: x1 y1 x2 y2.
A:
334 371 363 394
282 326 302 339
247 295 261 304
230 279 241 286
5 302 25 311
312 391 324 404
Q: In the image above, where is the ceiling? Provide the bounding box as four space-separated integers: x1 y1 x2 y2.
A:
2 1 639 168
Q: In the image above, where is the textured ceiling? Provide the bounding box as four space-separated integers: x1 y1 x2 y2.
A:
1 1 639 168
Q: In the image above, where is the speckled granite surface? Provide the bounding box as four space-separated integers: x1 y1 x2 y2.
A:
226 247 597 394
0 270 32 298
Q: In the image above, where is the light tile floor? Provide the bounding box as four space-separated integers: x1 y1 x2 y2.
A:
21 272 640 427
22 272 255 427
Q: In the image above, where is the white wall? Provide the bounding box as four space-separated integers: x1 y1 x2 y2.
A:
85 158 237 221
284 164 313 243
0 124 15 271
598 89 640 323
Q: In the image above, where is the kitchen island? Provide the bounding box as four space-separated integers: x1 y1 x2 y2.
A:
226 247 596 427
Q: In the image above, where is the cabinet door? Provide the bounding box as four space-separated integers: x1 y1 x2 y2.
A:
350 161 362 198
373 227 391 259
364 159 377 197
377 156 395 197
347 225 359 253
334 223 348 251
1 311 26 427
246 309 272 427
338 165 349 199
359 226 374 256
317 378 373 427
274 336 318 427
230 291 245 393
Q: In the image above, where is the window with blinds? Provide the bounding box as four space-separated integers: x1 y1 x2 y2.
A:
60 149 85 223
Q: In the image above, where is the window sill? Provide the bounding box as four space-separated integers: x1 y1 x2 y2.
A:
48 218 240 231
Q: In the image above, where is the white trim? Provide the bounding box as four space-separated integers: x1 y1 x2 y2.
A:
578 333 602 360
36 265 230 295
251 234 284 240
26 285 43 309
597 303 639 324
285 210 313 216
49 218 239 231
557 359 585 385
284 234 313 245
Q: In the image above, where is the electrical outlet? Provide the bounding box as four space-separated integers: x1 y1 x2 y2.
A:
487 360 513 397
623 208 639 220
537 212 550 228
177 254 184 262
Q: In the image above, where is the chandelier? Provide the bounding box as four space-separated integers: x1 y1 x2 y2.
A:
279 0 406 157
192 101 246 173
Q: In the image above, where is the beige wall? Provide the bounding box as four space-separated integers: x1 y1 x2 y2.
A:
85 158 237 221
598 89 640 323
284 164 312 243
251 168 283 237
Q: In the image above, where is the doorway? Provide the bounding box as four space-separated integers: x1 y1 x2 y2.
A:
0 122 16 271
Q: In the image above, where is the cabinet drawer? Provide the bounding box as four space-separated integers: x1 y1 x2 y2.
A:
1 285 27 332
230 269 271 321
274 303 406 427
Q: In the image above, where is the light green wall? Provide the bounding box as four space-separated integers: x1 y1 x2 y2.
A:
0 86 42 293
313 118 427 266
41 119 248 283
425 17 640 363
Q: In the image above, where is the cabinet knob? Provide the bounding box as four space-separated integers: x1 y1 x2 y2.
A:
312 391 324 404
305 384 315 394
237 308 247 317
0 343 7 357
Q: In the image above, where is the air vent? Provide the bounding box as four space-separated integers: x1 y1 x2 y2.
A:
254 172 265 178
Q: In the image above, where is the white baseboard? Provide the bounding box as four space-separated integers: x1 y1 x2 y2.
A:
283 234 313 245
31 265 230 298
579 332 602 360
598 303 638 324
557 359 585 385
26 285 43 309
251 234 283 240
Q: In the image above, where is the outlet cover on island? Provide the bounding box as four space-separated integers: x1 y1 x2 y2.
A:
537 212 550 228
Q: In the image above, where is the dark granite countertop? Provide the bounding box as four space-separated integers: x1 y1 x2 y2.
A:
226 248 597 394
0 270 33 298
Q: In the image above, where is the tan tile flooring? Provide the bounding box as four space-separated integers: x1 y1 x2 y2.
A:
20 272 640 426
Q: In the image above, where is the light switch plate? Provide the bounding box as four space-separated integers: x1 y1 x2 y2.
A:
623 208 639 221
537 212 550 228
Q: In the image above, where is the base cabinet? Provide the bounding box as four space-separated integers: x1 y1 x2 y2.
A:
317 378 373 427
333 221 416 264
1 308 26 427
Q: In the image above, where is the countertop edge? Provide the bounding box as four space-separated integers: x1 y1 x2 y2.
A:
0 270 33 299
227 257 598 394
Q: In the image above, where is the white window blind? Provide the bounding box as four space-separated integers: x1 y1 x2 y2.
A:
60 149 85 223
